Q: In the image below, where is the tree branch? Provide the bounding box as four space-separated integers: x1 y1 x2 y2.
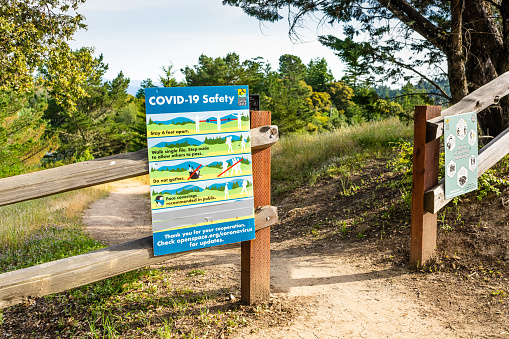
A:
385 57 451 102
376 0 448 53
387 92 450 100
485 0 502 10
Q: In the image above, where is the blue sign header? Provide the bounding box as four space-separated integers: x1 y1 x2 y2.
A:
145 85 249 114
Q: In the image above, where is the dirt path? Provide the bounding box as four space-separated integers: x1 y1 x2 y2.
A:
172 247 458 339
82 183 489 338
83 184 152 245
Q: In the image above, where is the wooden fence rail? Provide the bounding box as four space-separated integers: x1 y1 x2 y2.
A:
424 127 509 213
0 125 278 208
0 206 277 309
0 120 279 308
410 71 509 266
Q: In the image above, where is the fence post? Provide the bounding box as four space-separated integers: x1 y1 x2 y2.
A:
410 106 441 267
241 110 271 304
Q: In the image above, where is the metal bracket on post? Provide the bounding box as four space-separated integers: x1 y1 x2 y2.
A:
410 106 441 267
241 110 271 304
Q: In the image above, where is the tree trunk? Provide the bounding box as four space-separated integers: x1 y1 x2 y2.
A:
460 0 509 138
448 0 468 103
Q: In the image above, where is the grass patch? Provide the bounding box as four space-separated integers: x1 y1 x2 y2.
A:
271 118 412 193
0 175 149 250
0 175 150 273
0 224 104 273
0 186 109 250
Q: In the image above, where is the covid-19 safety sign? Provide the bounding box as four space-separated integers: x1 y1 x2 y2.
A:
145 86 255 256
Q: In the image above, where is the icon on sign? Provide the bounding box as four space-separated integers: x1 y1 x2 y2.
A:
468 129 476 146
155 195 165 207
456 118 467 140
446 134 456 151
447 160 456 178
469 155 477 172
457 166 468 188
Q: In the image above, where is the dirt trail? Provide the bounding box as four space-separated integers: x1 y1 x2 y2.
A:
83 184 152 245
82 183 472 338
174 247 459 339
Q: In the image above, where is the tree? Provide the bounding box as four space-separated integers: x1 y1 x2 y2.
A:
0 0 95 110
326 82 354 112
223 0 509 137
260 71 313 133
135 78 156 100
305 57 335 92
0 89 57 177
43 54 139 160
306 91 333 131
182 53 266 93
278 54 306 84
159 63 183 88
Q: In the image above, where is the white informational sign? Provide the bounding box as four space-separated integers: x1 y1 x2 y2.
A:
444 112 478 199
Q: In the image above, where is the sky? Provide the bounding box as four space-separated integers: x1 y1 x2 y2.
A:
68 0 346 90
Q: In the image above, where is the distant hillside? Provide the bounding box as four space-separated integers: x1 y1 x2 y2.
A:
127 80 142 96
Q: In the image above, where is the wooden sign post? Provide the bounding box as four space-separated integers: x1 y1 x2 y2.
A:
410 106 441 267
242 110 272 304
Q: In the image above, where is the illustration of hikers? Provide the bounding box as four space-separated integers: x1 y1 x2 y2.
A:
240 135 247 151
229 158 238 175
193 115 205 133
236 159 242 175
224 183 229 199
222 160 229 177
236 112 243 130
225 136 233 153
230 158 242 176
241 179 248 195
214 113 224 132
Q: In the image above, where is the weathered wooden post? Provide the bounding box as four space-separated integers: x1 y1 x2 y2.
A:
410 106 441 266
241 110 271 304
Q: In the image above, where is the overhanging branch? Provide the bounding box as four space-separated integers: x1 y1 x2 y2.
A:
376 0 447 53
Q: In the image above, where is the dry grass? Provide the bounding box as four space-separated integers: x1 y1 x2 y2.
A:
0 175 149 248
271 117 413 186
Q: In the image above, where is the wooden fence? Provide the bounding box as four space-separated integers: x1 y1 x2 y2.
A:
0 112 279 309
410 72 509 266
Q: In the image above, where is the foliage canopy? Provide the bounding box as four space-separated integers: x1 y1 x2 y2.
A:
223 0 509 136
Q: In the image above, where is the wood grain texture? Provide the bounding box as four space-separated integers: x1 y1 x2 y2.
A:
410 106 441 266
0 125 279 208
426 71 509 142
0 205 278 309
242 110 272 305
250 125 278 151
424 127 509 213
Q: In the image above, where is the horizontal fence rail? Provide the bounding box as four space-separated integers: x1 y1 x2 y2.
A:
0 206 277 309
424 127 509 213
0 125 279 208
426 71 509 142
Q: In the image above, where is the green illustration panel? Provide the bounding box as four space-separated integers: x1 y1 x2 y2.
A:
147 133 251 162
147 111 250 138
151 177 254 210
149 154 253 186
